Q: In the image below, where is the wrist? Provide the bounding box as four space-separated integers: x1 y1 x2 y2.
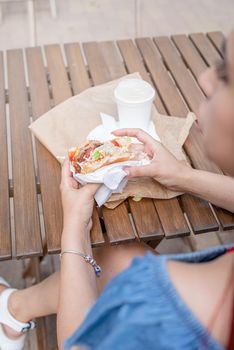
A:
63 213 89 231
174 164 195 192
61 226 91 251
61 236 91 254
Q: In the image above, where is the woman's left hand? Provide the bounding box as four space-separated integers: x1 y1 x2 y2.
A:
60 160 100 233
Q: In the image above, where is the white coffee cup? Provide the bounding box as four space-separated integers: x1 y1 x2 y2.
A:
114 78 155 130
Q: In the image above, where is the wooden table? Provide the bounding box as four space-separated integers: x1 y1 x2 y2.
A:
1 30 234 260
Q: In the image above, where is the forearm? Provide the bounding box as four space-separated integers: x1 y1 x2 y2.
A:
177 168 234 213
57 224 98 348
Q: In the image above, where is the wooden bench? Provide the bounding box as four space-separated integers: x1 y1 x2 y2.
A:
1 31 234 264
0 30 228 349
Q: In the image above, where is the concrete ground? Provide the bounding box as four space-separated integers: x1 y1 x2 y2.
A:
0 0 233 50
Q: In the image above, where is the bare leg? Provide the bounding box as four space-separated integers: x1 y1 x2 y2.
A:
95 241 155 292
3 241 154 336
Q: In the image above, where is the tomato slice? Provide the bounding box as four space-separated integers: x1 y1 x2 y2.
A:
111 140 120 147
68 149 76 162
84 147 93 159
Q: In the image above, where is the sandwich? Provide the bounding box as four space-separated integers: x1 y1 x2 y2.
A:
69 137 136 174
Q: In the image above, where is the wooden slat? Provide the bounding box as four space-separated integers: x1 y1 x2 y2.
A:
214 207 234 231
172 34 207 81
117 39 166 115
180 195 218 234
153 198 190 238
154 36 204 116
128 198 164 240
45 44 105 247
91 206 105 246
64 43 90 94
189 33 221 66
0 52 11 259
83 41 136 243
26 46 63 254
45 44 71 104
117 38 218 234
102 203 135 244
207 31 225 57
117 39 191 237
7 49 42 258
84 41 126 84
102 202 136 244
171 34 234 230
64 42 106 246
135 37 188 117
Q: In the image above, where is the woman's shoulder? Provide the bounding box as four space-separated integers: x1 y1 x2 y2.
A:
167 251 234 349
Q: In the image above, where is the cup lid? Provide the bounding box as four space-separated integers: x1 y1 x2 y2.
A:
114 78 155 104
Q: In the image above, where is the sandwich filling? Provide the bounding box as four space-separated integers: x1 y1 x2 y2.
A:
69 137 135 174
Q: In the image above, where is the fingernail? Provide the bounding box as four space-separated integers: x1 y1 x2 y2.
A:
123 168 130 175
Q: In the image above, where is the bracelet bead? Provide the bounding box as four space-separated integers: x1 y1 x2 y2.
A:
60 250 102 277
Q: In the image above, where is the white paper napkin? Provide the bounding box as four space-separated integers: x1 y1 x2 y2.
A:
87 113 161 142
73 158 150 206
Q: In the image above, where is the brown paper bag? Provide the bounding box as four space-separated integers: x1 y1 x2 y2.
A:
29 72 195 209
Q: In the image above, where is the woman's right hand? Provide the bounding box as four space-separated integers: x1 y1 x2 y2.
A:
113 128 191 191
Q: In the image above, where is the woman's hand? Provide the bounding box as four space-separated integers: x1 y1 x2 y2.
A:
60 160 100 233
113 128 191 191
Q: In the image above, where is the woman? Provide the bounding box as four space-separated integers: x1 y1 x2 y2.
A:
0 31 234 350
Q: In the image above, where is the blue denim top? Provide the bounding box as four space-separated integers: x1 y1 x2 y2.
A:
65 244 232 350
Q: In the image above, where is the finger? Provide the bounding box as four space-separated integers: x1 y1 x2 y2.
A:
61 159 72 188
124 164 155 178
112 128 158 149
71 178 79 189
82 183 101 197
129 143 145 153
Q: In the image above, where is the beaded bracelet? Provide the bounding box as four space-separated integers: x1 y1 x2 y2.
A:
60 250 102 277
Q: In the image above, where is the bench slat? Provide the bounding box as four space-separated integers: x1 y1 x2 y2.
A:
153 198 189 238
64 43 90 94
172 34 207 81
45 44 105 247
7 49 42 258
98 41 166 242
128 198 164 241
207 31 225 57
117 39 166 115
154 36 204 115
135 37 188 117
64 42 105 246
0 52 11 259
189 33 221 66
26 47 63 254
102 203 135 244
83 41 136 244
